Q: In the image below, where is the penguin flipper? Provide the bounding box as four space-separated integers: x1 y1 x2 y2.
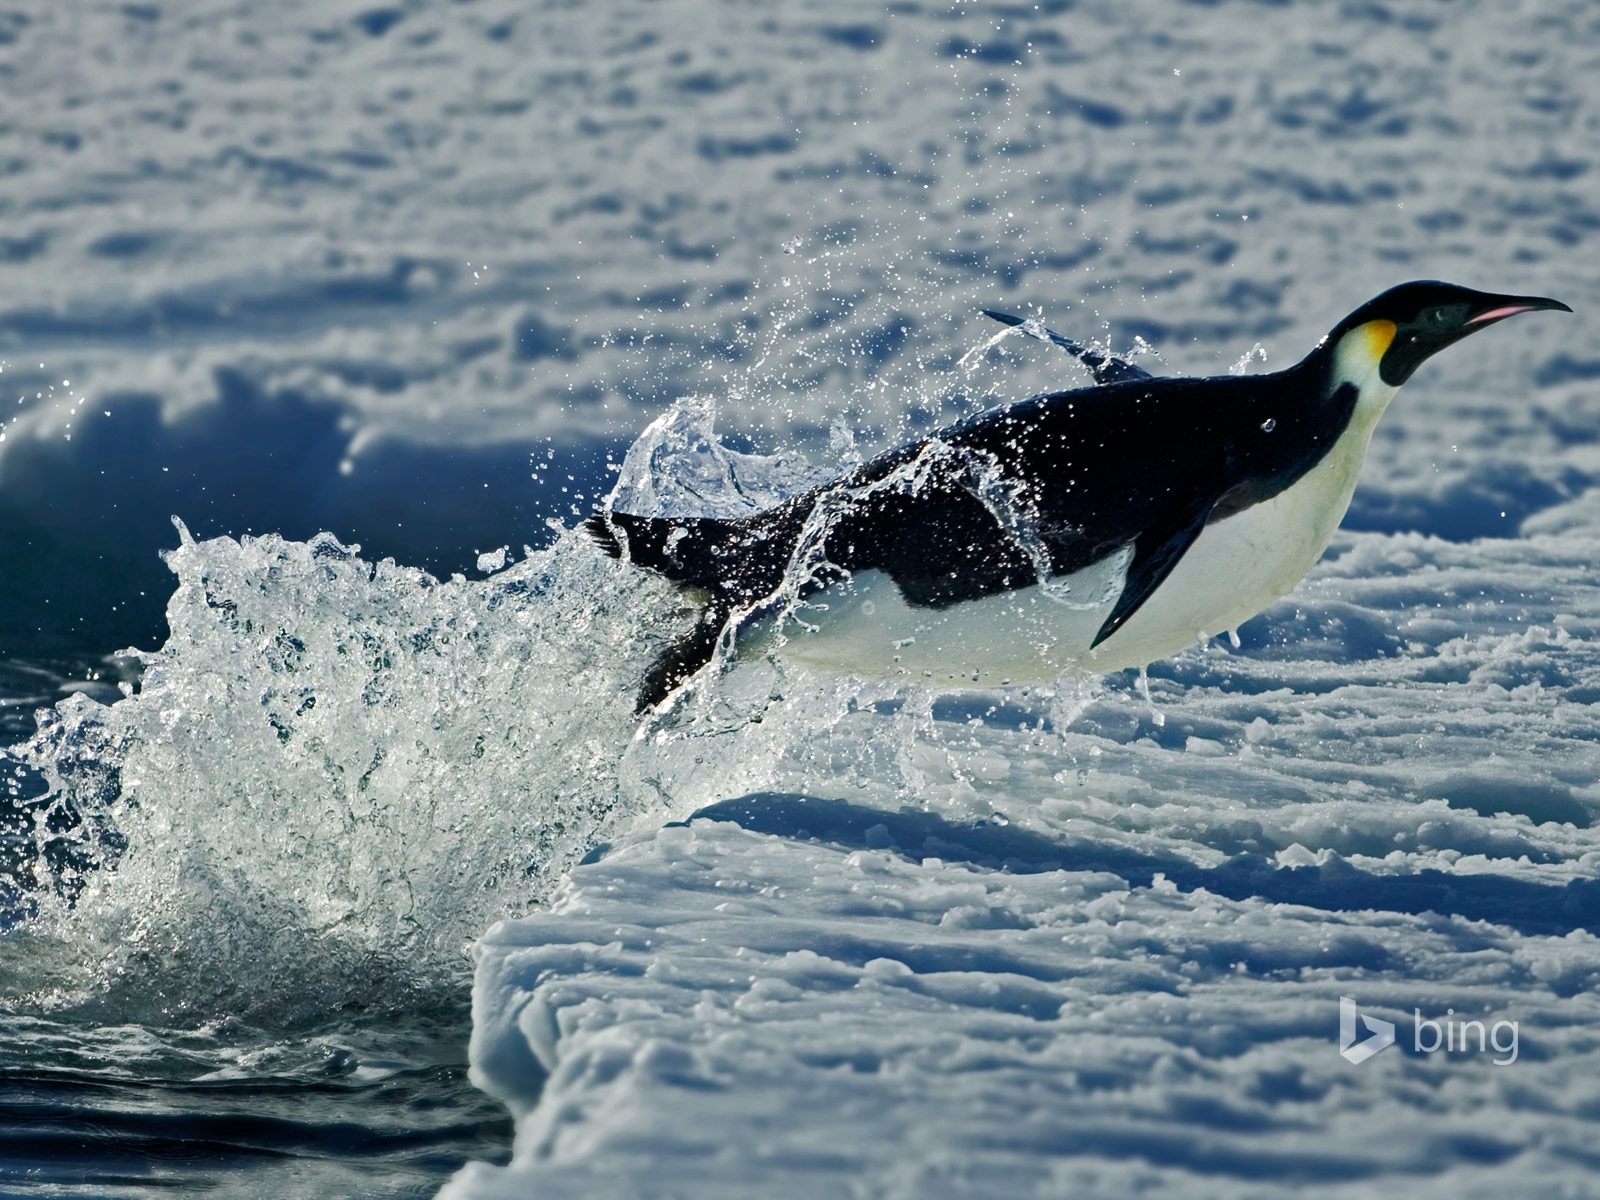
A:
637 597 733 713
981 309 1153 385
1089 500 1214 649
589 504 812 711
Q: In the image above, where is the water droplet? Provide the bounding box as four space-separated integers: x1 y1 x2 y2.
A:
1229 343 1268 375
1260 418 1276 433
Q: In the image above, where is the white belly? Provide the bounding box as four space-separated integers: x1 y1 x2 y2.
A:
1091 420 1373 668
745 553 1127 687
746 404 1388 686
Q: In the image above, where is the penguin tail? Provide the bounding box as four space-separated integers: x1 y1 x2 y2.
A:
581 510 627 560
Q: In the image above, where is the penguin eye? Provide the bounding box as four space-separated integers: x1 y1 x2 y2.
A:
1426 307 1450 325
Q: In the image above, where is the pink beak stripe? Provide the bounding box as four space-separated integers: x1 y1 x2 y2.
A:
1467 304 1535 324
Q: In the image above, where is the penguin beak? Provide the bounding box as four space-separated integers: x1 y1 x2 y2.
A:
1379 289 1572 387
1465 295 1573 327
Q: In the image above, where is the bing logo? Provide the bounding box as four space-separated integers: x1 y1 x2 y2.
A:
1337 997 1519 1066
1338 996 1395 1064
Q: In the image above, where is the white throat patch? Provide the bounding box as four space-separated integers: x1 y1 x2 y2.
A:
1332 319 1401 422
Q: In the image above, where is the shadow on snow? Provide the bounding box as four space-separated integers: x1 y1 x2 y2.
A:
689 793 1600 944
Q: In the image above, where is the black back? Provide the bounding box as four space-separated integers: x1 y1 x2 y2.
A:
825 361 1356 637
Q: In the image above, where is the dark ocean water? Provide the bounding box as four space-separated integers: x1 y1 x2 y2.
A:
1 0 1597 1195
0 1007 510 1198
2 659 514 1196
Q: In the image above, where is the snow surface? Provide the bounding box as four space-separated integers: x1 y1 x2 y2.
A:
441 527 1600 1199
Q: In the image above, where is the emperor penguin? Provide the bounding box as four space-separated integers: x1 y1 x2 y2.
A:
587 281 1569 712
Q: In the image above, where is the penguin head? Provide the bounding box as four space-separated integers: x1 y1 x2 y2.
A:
1325 280 1570 387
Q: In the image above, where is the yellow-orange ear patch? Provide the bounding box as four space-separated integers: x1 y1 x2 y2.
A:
1357 319 1397 364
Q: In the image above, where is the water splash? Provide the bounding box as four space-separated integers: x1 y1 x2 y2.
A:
2 520 684 1024
1134 666 1166 728
608 396 831 520
1230 343 1269 375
